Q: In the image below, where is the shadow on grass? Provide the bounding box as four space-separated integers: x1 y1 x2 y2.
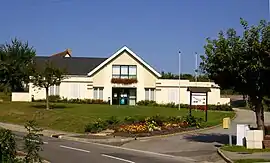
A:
31 104 68 109
184 133 236 145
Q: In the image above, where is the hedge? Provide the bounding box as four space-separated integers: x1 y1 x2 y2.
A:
136 100 233 111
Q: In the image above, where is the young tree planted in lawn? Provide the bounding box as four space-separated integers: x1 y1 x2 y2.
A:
32 61 66 109
200 18 270 132
0 38 36 92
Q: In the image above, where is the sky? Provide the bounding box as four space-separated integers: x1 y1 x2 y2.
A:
0 0 269 74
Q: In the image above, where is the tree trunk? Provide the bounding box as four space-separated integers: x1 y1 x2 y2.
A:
45 87 49 110
252 97 265 132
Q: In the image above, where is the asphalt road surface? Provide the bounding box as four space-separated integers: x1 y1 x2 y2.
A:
14 131 194 163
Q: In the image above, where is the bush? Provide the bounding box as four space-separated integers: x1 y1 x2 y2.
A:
265 126 270 135
0 129 17 162
85 119 108 133
136 100 233 111
183 115 203 128
105 116 120 126
34 97 108 105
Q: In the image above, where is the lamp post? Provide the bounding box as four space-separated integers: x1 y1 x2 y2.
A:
178 51 181 110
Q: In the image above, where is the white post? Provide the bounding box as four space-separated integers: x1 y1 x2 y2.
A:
195 52 198 83
178 51 181 110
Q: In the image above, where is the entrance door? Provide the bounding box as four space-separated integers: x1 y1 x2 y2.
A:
112 88 136 105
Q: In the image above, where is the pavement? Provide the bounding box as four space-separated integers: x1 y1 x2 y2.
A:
14 131 194 163
1 108 270 163
120 108 270 162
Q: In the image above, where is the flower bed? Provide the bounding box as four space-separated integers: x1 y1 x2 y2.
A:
84 115 203 137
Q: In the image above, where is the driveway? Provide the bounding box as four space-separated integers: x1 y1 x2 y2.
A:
121 109 270 162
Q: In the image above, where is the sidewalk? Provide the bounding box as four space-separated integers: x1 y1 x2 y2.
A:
120 109 270 162
218 148 270 163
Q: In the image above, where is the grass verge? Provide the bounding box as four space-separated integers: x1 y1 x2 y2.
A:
0 102 235 133
221 145 270 153
234 159 270 163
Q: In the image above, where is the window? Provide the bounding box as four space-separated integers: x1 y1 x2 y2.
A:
93 87 104 100
112 65 137 79
49 85 60 96
145 88 155 101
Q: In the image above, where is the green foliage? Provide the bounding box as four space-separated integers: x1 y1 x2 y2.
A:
84 119 108 133
0 38 36 92
23 120 43 163
183 115 203 128
200 18 270 130
136 100 233 111
0 128 17 162
33 96 108 104
160 72 212 82
105 116 120 126
32 61 67 109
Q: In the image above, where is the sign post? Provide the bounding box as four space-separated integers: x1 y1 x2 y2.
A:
223 117 232 146
187 87 210 122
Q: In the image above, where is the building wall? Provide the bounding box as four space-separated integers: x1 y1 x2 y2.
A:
155 79 230 105
91 50 159 102
29 76 92 100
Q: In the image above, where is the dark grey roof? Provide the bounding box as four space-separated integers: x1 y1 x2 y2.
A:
34 56 107 75
187 87 211 93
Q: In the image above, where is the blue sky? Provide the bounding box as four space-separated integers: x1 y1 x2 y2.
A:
1 0 268 74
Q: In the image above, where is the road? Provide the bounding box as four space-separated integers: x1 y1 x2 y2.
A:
14 131 194 163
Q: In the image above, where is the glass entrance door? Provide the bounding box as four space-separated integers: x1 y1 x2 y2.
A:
112 88 136 105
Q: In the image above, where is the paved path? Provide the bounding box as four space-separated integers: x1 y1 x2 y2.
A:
14 131 193 163
121 109 270 162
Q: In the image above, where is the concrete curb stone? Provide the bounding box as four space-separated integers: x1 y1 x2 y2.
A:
217 148 234 163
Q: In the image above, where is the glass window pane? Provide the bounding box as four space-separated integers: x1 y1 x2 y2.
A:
93 88 98 99
121 66 128 75
150 89 155 101
55 85 60 95
120 75 128 79
145 89 149 100
129 66 137 75
112 66 120 75
99 88 103 100
49 86 54 95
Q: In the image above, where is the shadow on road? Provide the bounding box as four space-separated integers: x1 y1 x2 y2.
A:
183 133 236 145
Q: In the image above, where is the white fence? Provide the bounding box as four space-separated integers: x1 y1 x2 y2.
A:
11 92 31 102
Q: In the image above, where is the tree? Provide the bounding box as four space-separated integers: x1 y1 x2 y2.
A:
32 61 66 109
200 18 270 131
0 38 36 92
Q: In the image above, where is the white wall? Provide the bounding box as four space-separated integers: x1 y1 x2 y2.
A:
12 92 31 102
29 76 92 100
155 79 230 105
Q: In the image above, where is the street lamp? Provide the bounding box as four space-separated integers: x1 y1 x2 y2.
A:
178 51 181 110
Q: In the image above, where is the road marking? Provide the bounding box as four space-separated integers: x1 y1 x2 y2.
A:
89 142 196 162
102 154 135 163
59 145 90 153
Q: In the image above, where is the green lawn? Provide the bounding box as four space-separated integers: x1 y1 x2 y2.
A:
221 145 270 153
234 159 270 163
0 102 235 133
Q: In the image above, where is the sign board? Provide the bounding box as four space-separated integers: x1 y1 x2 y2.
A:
191 93 207 106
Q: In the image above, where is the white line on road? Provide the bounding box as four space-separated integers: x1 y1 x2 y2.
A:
102 154 135 163
89 142 196 162
59 145 90 153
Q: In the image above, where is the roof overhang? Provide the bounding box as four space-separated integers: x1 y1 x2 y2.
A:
187 87 211 93
87 46 162 77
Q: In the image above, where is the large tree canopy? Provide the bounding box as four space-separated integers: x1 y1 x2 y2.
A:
0 38 36 92
200 18 270 131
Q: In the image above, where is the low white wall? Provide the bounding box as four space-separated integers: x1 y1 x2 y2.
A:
218 98 231 105
12 92 31 102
